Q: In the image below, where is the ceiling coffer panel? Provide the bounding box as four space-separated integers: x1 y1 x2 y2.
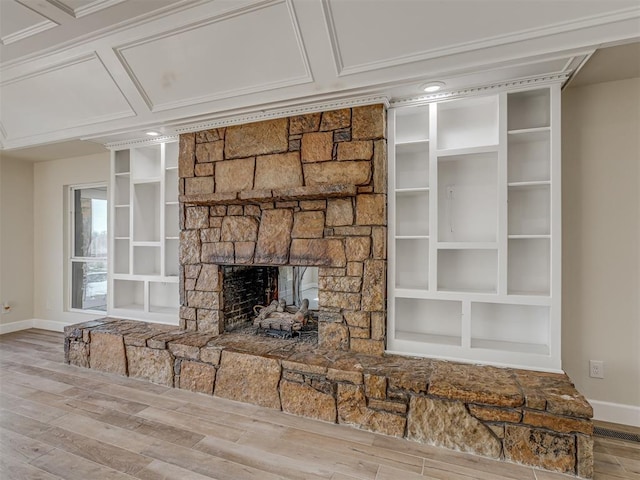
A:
324 0 640 75
114 0 312 113
0 54 135 139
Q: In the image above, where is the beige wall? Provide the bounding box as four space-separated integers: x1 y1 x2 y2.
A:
0 157 34 326
33 152 110 329
562 78 640 418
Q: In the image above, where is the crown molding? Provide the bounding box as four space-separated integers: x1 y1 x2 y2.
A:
104 135 178 150
390 73 570 108
173 94 390 135
0 18 58 46
47 0 127 19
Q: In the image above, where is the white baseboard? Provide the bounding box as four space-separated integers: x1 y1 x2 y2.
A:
0 319 35 334
590 399 640 427
0 318 70 334
32 319 67 332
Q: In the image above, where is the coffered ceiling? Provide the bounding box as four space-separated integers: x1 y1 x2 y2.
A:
1 0 639 153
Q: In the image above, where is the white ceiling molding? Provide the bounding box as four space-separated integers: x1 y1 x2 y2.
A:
0 0 59 45
46 0 127 19
0 0 639 152
104 134 178 150
113 0 312 112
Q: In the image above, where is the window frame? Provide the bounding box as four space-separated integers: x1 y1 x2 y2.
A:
67 182 108 314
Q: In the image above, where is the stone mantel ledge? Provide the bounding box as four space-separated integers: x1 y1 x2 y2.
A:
65 318 595 479
180 184 358 206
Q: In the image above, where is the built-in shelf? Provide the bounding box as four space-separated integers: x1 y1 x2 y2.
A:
109 141 180 323
388 85 560 371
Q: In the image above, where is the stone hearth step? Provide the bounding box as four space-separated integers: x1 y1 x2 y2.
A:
65 318 594 478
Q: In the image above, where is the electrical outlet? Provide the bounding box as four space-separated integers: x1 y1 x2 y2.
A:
589 360 604 379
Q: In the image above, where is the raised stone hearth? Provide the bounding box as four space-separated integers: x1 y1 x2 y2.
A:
65 318 594 478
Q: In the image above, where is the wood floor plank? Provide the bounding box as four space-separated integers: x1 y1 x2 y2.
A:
1 330 637 480
0 454 63 480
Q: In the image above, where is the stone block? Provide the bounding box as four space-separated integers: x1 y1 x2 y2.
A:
345 236 371 262
327 368 363 384
289 239 346 267
468 404 522 423
187 290 220 309
184 265 201 279
185 206 209 229
370 312 385 341
337 384 405 437
364 374 386 399
303 161 371 186
180 361 215 394
215 158 255 193
429 362 523 408
523 410 593 435
504 425 576 474
337 141 373 161
280 379 337 423
196 128 225 143
254 152 303 190
67 340 89 368
197 309 222 334
178 133 195 178
180 306 196 321
221 216 259 242
200 345 223 365
179 230 201 265
319 276 362 293
126 345 174 387
371 139 387 194
352 104 386 140
325 198 353 227
201 242 234 264
244 204 261 217
225 118 288 159
255 209 293 264
214 351 281 409
577 434 594 479
333 128 351 143
347 262 363 277
195 140 223 163
89 332 127 376
300 200 326 210
301 131 333 162
407 396 501 458
210 205 227 217
194 163 214 177
320 108 351 131
333 226 371 236
185 176 214 195
368 399 407 415
356 194 386 226
290 113 321 135
319 290 360 310
292 211 325 239
319 322 349 350
200 228 220 243
361 259 385 311
234 242 256 264
371 227 386 259
514 370 592 418
350 339 384 355
343 311 370 328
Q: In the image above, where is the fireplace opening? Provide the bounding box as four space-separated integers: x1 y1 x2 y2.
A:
221 265 319 341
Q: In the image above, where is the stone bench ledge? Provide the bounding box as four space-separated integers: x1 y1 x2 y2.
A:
64 318 595 478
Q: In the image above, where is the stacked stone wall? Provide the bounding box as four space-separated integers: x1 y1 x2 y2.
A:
177 105 387 354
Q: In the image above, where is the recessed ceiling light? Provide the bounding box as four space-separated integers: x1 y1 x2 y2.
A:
146 131 161 136
420 81 445 93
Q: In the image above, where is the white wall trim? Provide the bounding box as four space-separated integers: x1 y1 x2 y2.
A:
590 399 640 428
31 318 68 332
0 319 35 335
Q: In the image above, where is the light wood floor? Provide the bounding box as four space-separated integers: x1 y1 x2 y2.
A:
0 330 638 480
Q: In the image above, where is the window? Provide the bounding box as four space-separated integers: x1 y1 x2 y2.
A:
69 185 108 312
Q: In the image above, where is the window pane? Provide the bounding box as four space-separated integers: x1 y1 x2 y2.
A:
71 261 107 311
74 187 107 258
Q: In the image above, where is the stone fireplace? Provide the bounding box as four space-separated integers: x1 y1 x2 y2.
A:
64 102 595 479
177 105 388 354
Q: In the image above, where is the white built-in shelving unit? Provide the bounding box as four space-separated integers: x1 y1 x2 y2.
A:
108 141 180 324
387 85 561 371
